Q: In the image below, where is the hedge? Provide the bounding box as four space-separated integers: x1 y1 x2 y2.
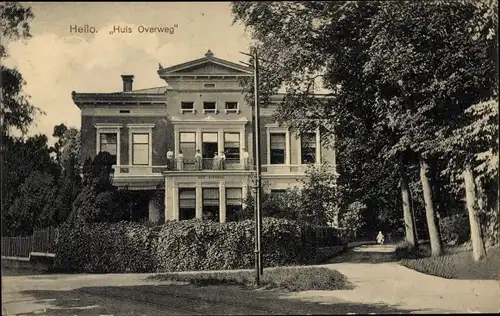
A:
53 218 342 273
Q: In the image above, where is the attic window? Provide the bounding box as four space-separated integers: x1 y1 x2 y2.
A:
204 83 216 88
181 102 195 113
225 102 239 114
119 110 130 113
203 102 217 114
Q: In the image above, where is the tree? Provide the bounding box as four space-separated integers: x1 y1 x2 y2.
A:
232 0 497 257
69 152 124 225
4 171 56 236
231 1 410 241
1 2 43 136
1 134 60 225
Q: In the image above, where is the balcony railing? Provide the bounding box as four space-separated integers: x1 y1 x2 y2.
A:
112 158 254 175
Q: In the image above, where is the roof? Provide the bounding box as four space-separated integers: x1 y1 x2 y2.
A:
157 49 253 77
112 86 168 94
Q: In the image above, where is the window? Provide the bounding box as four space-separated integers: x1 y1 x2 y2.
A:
225 102 238 113
202 132 218 159
180 132 196 159
202 188 219 222
203 102 217 114
181 102 195 113
224 133 240 161
301 133 317 164
226 188 242 222
132 133 149 165
99 133 117 164
179 188 196 220
204 83 216 88
270 133 286 164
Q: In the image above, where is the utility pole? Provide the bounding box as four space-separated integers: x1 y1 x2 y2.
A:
253 48 263 278
240 47 263 284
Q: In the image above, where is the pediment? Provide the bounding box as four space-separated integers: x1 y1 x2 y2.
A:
175 62 245 75
158 52 252 78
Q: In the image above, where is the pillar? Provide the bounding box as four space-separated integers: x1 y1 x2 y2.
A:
196 183 203 219
316 128 321 165
148 196 160 223
285 128 291 165
219 181 226 223
173 184 179 221
164 177 170 221
218 129 224 154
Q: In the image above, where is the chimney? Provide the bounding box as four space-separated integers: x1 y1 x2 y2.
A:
121 75 134 92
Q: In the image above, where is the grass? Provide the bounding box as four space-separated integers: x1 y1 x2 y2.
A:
148 267 352 292
400 246 499 280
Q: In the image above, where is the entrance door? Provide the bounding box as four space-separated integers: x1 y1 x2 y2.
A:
202 133 218 169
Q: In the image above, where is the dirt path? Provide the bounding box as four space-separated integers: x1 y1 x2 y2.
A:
2 244 499 315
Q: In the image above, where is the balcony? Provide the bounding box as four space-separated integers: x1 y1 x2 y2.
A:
167 158 254 171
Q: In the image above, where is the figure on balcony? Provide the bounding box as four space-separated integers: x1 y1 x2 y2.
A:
213 152 220 170
242 148 249 170
166 148 174 170
219 151 226 170
195 149 202 170
176 150 184 170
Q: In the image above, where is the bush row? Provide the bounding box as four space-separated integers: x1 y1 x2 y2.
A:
53 218 343 273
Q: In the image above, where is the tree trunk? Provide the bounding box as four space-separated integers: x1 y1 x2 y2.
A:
419 159 443 256
401 174 418 247
463 166 487 261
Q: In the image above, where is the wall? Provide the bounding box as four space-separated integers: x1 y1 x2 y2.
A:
80 114 172 166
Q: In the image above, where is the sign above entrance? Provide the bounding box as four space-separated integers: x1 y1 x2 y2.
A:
197 175 224 180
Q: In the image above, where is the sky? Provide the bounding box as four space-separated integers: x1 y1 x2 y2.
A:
5 2 252 144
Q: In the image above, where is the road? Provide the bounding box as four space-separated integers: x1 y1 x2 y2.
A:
2 244 499 315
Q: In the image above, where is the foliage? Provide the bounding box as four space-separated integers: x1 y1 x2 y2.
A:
240 165 339 226
439 214 471 246
395 241 431 260
50 123 82 168
68 152 124 224
54 221 159 273
1 2 43 136
400 246 500 280
232 0 498 252
149 267 350 292
54 218 342 273
339 201 368 240
1 134 61 236
4 171 56 236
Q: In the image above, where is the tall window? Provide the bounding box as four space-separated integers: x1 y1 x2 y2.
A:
179 188 196 220
99 133 117 164
224 133 240 161
202 132 218 159
270 133 286 164
203 102 217 113
226 188 242 222
179 132 196 159
202 188 219 222
301 133 316 164
132 133 149 165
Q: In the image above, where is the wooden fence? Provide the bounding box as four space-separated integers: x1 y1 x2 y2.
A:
1 228 57 259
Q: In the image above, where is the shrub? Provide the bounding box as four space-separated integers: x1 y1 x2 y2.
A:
149 267 351 291
394 241 430 260
439 213 470 246
54 218 342 273
54 221 159 273
400 247 500 280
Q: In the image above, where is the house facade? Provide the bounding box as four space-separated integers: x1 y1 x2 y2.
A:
72 50 336 223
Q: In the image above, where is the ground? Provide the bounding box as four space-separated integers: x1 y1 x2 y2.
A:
2 244 499 315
